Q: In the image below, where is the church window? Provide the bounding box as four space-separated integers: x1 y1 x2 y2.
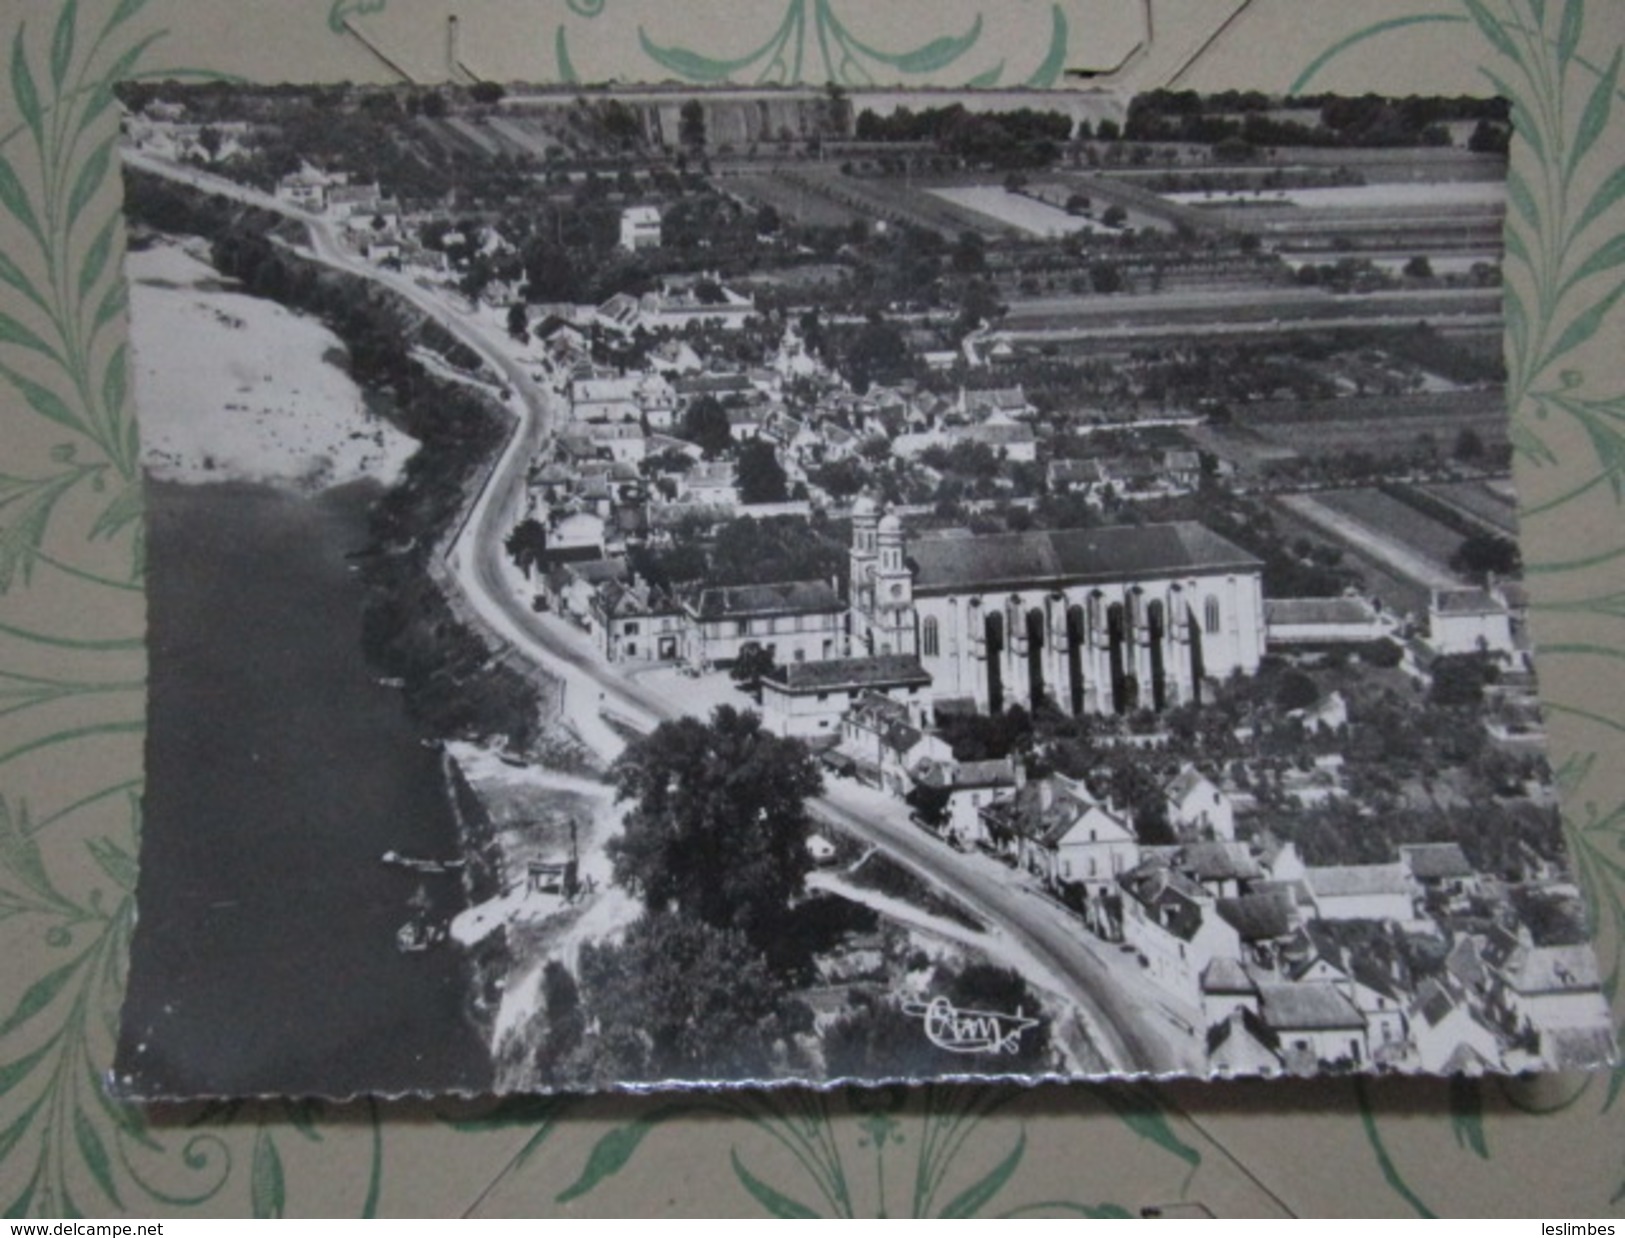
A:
922 616 940 657
1204 596 1221 635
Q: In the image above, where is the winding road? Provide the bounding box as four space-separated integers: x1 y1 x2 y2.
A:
125 150 1195 1074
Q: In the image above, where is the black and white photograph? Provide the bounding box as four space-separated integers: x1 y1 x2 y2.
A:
109 80 1615 1098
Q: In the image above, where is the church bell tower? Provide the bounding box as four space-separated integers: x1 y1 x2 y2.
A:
870 512 917 656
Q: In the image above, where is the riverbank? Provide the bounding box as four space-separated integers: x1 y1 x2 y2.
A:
118 480 493 1097
128 239 417 492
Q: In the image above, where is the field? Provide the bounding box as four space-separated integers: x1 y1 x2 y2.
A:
1421 479 1521 537
1310 487 1470 577
1240 391 1506 425
1271 491 1461 618
925 186 1102 238
788 169 1006 236
1162 182 1505 210
1237 390 1508 460
1253 411 1507 458
726 172 866 228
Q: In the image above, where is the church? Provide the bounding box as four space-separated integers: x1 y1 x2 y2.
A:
846 499 1266 717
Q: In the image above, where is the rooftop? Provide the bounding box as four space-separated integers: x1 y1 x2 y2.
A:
1215 890 1297 942
1432 587 1507 616
1305 863 1411 899
1201 957 1258 995
908 522 1260 595
1177 840 1261 884
767 654 931 694
1257 983 1366 1032
1265 597 1381 626
1401 843 1476 881
690 579 841 621
1501 944 1601 994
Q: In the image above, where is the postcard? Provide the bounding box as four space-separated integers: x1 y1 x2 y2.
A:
108 82 1614 1097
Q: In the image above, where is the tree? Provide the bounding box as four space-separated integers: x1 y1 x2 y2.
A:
679 98 707 151
1361 638 1405 668
1275 668 1320 712
679 395 733 457
469 81 507 105
505 302 529 342
1431 654 1498 707
956 279 1005 333
1404 255 1434 279
737 440 789 504
522 237 580 302
1453 426 1485 462
504 518 549 578
535 959 585 1083
1451 531 1521 580
905 781 952 829
730 640 776 692
1089 260 1124 293
951 230 986 274
575 912 788 1083
1101 204 1128 228
1468 118 1510 154
608 706 824 962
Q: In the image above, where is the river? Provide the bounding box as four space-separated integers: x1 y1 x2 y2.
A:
115 479 492 1098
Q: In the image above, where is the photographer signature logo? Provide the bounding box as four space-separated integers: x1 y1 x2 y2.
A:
902 996 1040 1055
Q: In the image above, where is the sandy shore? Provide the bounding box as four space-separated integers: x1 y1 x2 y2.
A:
128 238 419 492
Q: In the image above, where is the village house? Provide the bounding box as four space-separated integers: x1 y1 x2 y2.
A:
1207 1009 1284 1076
545 557 630 626
835 692 932 794
1428 587 1516 656
1200 958 1261 1028
544 509 607 562
588 578 685 665
1163 766 1235 840
959 385 1035 421
1295 922 1412 1059
619 204 662 251
1400 843 1479 911
1303 863 1415 923
983 777 1141 904
1119 861 1241 1002
569 374 643 423
1165 840 1261 900
585 421 647 463
682 579 845 669
1213 889 1299 968
1489 944 1611 1066
1264 597 1390 649
954 421 1038 462
678 461 740 508
908 755 1022 848
1409 976 1505 1073
1047 457 1110 499
1255 983 1369 1073
757 654 932 741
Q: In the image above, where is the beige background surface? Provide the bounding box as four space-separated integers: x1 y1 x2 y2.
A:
0 0 1621 1217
